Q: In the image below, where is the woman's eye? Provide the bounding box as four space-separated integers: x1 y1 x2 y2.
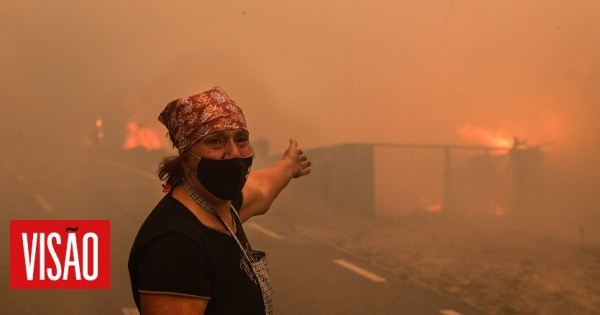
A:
205 139 224 148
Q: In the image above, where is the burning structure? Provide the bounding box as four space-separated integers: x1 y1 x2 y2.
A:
260 136 552 221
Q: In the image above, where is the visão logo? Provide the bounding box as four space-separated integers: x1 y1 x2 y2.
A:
10 220 110 289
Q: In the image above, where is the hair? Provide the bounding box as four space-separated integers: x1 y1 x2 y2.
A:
157 153 189 187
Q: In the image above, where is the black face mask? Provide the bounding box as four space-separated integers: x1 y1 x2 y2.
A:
193 154 253 200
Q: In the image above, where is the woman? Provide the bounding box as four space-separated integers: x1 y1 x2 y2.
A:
128 87 311 314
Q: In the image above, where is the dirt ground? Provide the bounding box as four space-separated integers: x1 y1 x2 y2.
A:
288 211 600 315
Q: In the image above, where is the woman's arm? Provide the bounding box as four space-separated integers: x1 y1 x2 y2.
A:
239 139 311 222
140 293 208 315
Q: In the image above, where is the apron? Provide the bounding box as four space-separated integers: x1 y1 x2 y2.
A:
227 211 274 315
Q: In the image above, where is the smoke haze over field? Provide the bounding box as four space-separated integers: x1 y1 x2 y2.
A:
2 1 599 216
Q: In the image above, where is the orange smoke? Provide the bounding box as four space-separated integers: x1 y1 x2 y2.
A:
123 122 163 151
457 124 514 153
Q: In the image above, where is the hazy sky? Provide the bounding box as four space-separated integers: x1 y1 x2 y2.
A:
2 1 599 173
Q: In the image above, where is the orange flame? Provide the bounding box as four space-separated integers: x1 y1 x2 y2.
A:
419 196 442 212
457 124 513 153
425 202 442 212
123 122 163 151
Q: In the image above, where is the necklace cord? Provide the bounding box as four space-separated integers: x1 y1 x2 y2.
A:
181 180 254 262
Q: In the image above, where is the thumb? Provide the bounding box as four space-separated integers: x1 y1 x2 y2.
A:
285 139 299 159
288 138 298 150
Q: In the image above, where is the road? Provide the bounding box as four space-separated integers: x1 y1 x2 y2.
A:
0 147 483 314
245 219 482 315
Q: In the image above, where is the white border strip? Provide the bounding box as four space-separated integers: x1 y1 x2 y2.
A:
333 259 386 282
34 194 55 212
246 222 284 240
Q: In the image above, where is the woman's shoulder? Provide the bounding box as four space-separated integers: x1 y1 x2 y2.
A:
135 195 203 241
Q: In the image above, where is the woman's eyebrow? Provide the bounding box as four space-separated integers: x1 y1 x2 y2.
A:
203 131 226 140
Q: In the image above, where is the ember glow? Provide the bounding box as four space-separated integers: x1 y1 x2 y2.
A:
425 202 442 213
457 124 514 153
123 122 163 151
419 196 442 212
96 119 104 144
492 202 506 217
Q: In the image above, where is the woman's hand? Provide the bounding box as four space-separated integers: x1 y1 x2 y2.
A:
239 139 311 222
282 139 311 178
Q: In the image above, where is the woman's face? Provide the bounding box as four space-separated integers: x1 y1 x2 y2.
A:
189 129 252 160
181 128 253 195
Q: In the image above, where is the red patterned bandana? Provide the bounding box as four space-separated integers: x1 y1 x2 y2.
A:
158 86 248 153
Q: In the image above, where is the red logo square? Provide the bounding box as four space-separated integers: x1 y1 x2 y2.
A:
10 220 110 289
